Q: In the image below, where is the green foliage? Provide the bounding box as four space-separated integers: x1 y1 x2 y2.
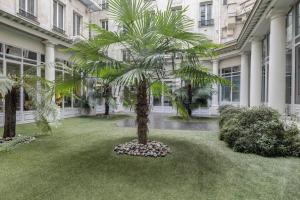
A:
220 106 300 157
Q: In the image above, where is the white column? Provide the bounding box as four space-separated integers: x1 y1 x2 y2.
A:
250 38 262 107
211 60 219 107
240 53 249 107
268 11 286 114
44 41 55 82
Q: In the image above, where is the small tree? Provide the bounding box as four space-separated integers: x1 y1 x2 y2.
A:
67 0 226 144
0 73 58 139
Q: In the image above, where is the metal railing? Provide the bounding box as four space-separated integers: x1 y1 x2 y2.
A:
52 26 65 34
198 19 214 28
99 3 109 10
19 9 37 21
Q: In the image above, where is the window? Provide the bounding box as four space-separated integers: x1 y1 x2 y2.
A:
297 2 300 36
53 0 64 34
6 62 21 111
5 45 22 62
221 66 240 103
295 45 300 104
0 43 3 58
23 65 37 111
99 0 108 10
101 19 109 31
286 10 293 42
199 2 213 27
223 0 227 5
286 49 292 104
122 50 131 62
23 49 37 65
73 12 82 36
261 35 269 103
19 0 36 20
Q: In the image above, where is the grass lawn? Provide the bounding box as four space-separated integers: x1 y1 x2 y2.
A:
0 116 300 200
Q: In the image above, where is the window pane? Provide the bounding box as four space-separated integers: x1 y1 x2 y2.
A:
77 15 81 35
19 0 26 10
53 1 57 26
58 4 64 29
207 4 212 20
6 62 21 110
222 77 231 102
232 75 240 102
73 13 76 36
6 45 22 57
296 46 300 104
286 50 292 104
28 0 35 14
0 60 3 75
24 65 37 111
297 3 300 36
286 11 293 42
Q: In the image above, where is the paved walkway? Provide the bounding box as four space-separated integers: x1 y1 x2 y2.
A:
116 113 219 131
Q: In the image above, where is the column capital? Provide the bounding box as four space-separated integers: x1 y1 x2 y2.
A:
240 51 250 56
42 40 56 48
212 59 219 65
250 36 263 43
267 9 286 20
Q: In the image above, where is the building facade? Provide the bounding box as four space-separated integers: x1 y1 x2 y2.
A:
0 0 102 125
91 0 257 115
215 0 300 117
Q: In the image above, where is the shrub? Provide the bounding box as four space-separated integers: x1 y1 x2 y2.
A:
219 106 300 157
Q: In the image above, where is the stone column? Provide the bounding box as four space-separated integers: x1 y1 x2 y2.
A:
240 53 249 107
210 60 219 115
268 11 286 114
44 41 55 82
250 38 262 107
211 60 219 107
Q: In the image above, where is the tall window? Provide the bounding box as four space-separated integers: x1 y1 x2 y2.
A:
101 19 109 31
296 45 300 104
296 2 300 36
53 0 64 33
221 66 240 103
73 12 82 36
19 0 36 20
199 2 213 27
261 35 269 103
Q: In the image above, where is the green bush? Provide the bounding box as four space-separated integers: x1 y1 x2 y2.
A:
220 106 300 157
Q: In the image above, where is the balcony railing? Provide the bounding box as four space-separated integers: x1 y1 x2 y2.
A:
52 26 65 35
198 19 214 28
19 9 37 21
99 3 109 10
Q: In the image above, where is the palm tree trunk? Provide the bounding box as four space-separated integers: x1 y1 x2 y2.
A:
104 86 111 115
3 87 17 139
104 99 110 115
187 84 192 117
136 80 149 145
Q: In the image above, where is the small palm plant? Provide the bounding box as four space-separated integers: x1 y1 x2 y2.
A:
67 0 226 144
0 72 59 139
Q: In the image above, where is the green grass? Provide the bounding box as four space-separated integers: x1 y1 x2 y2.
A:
0 116 300 200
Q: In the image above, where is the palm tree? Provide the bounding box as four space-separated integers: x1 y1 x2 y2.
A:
67 0 225 144
0 73 58 139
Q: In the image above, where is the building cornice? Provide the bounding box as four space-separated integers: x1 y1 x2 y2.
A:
0 10 73 45
217 0 273 56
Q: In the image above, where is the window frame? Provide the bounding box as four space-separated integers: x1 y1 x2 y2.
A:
53 0 65 33
73 12 82 36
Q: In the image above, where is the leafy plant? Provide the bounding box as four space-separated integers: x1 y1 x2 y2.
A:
220 106 300 157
